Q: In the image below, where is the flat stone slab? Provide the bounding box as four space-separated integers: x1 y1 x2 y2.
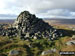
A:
66 40 75 45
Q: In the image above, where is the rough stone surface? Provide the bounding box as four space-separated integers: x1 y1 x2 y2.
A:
9 50 19 55
51 48 56 52
0 24 18 37
66 40 75 45
0 11 63 40
13 11 62 40
41 50 54 55
71 35 75 40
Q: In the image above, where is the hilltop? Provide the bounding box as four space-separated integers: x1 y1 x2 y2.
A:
0 11 63 40
0 11 75 56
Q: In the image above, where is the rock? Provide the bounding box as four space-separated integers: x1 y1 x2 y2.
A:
33 36 37 39
28 44 32 48
9 50 19 55
25 32 30 37
52 33 58 39
0 11 63 40
13 11 63 40
41 50 54 55
51 48 56 52
66 40 75 45
71 35 75 40
41 48 56 55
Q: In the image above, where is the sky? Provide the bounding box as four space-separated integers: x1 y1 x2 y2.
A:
0 0 75 19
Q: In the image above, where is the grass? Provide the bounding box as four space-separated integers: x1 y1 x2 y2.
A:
0 36 75 56
0 24 75 56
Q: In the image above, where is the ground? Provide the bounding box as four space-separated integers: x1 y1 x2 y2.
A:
0 21 75 56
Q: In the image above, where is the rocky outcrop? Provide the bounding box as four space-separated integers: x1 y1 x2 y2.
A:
0 11 63 40
13 11 63 40
0 25 18 37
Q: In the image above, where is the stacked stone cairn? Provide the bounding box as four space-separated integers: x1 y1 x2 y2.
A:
0 24 18 37
0 11 63 40
13 11 63 40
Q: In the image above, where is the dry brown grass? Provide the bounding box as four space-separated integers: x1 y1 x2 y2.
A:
61 45 75 51
0 22 75 56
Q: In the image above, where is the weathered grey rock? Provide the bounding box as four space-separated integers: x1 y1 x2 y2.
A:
41 48 56 55
33 36 37 39
0 11 63 40
41 50 54 55
66 40 75 45
51 48 56 52
9 50 19 55
12 11 63 40
71 35 75 40
25 32 30 37
28 44 32 48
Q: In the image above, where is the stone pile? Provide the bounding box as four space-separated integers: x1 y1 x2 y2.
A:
13 11 63 40
0 24 18 37
0 11 63 40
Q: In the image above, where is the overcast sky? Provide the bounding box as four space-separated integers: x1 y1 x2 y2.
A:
0 0 75 19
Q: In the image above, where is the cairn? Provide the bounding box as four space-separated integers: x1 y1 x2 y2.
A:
13 11 62 40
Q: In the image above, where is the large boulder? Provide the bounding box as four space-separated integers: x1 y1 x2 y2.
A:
9 50 19 55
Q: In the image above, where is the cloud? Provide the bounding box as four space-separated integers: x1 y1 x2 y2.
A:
0 14 17 17
37 9 75 18
0 0 75 19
